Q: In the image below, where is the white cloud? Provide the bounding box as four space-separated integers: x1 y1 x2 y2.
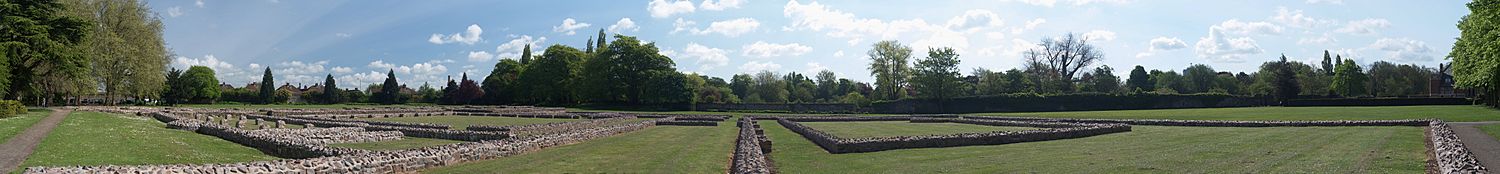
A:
700 0 745 11
782 0 940 45
648 0 696 18
742 41 812 58
1215 19 1282 35
1368 38 1434 62
428 24 483 45
946 10 1004 32
172 55 235 71
740 61 782 72
249 63 262 70
671 18 697 34
368 60 400 72
690 18 760 37
334 33 352 38
1297 33 1338 45
1082 30 1117 42
495 35 547 59
1272 7 1333 28
607 18 639 34
681 43 731 71
1194 26 1263 62
553 18 591 35
1136 37 1187 58
1011 18 1047 34
337 71 388 89
1305 0 1343 5
331 67 353 74
167 7 183 17
804 62 829 74
833 50 846 57
1336 18 1391 35
1007 0 1130 7
277 60 327 75
195 0 204 8
467 51 496 62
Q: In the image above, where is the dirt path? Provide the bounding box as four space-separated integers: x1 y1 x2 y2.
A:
0 109 70 173
1447 121 1500 170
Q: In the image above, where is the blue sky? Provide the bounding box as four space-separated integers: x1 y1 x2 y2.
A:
153 0 1467 89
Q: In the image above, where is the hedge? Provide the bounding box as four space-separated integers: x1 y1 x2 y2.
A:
0 100 25 118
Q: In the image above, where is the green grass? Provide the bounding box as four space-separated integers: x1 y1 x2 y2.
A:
360 116 581 130
327 137 467 151
566 108 895 116
19 112 278 168
800 121 1039 139
0 110 51 144
424 124 736 173
974 105 1500 122
760 121 1425 173
1478 124 1500 142
171 104 420 109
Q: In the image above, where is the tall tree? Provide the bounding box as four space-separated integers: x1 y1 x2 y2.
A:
729 74 752 99
912 47 963 101
1 0 91 104
64 0 168 105
749 71 788 103
866 40 912 100
814 70 839 101
1086 65 1121 93
454 73 484 104
162 68 184 105
585 36 595 53
1450 0 1500 106
483 59 524 104
1126 65 1153 92
578 35 677 103
323 74 339 104
378 69 401 104
1182 64 1218 93
259 67 275 104
1321 50 1335 76
1273 54 1302 101
520 44 532 64
1022 33 1104 93
596 29 607 51
1330 59 1368 97
1367 61 1433 97
182 66 219 103
519 44 586 104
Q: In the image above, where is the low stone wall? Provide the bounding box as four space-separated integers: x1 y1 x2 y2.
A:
1428 121 1489 173
732 118 774 173
249 127 404 144
776 118 1130 154
633 114 729 121
24 117 658 174
467 117 638 137
246 114 509 141
656 120 718 126
289 115 451 129
961 116 1431 127
151 112 372 158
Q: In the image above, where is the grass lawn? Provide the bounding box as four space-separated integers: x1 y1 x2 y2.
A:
0 109 51 144
1478 123 1500 141
360 116 581 130
19 112 278 168
799 121 1039 139
760 121 1425 173
974 105 1500 122
327 137 467 151
424 124 736 173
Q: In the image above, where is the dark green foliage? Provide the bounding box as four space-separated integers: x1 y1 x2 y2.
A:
259 67 274 104
1273 55 1301 101
867 40 912 100
891 92 1263 113
519 44 532 64
1331 59 1368 97
911 47 963 100
1367 61 1433 97
1 0 91 102
0 100 24 118
1126 65 1153 92
483 59 524 104
323 74 340 104
1321 50 1335 76
730 74 752 99
161 68 185 105
578 35 679 103
1182 64 1217 93
814 70 839 101
377 69 402 104
182 66 220 103
1081 65 1120 93
519 45 585 104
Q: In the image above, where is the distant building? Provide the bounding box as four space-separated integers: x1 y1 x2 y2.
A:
1429 63 1474 98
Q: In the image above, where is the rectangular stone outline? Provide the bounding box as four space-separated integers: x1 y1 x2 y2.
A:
774 117 1131 154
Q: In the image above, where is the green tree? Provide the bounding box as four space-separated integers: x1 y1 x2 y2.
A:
519 44 532 64
259 67 275 104
1085 65 1120 93
585 36 595 53
323 74 340 104
730 74 752 99
912 47 963 101
596 29 607 51
783 72 815 103
814 70 839 101
1151 70 1185 94
1 0 91 104
749 71 788 103
1367 61 1433 97
161 68 184 105
1022 33 1104 93
1331 59 1368 97
578 35 677 103
1126 65 1153 92
1450 0 1500 106
64 0 168 105
1321 50 1335 76
1182 64 1217 93
377 69 401 104
483 59 524 104
1003 68 1028 93
866 40 912 100
182 66 219 103
1273 54 1302 101
973 69 1008 96
519 44 585 104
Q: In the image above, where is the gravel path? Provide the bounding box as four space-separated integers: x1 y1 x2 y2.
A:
1448 121 1500 170
0 109 70 173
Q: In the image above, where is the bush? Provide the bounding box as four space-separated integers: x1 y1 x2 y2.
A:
0 100 26 118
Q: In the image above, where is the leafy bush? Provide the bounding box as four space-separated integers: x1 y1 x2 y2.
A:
0 100 26 118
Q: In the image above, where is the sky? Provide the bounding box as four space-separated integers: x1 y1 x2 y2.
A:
151 0 1469 89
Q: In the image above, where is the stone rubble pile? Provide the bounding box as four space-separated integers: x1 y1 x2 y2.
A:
467 116 638 136
248 127 404 144
776 117 1130 153
732 117 774 174
1429 121 1489 174
962 116 1431 127
245 114 510 141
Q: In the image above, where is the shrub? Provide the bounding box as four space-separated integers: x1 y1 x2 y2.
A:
0 100 26 118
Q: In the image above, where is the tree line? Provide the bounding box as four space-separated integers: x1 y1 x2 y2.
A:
1 0 168 106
